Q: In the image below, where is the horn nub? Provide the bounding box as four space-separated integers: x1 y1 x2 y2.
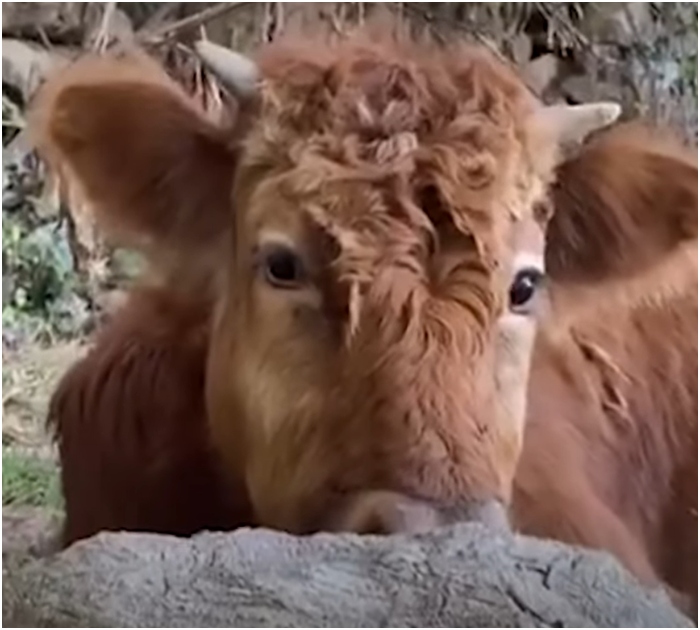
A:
539 102 622 150
194 40 260 98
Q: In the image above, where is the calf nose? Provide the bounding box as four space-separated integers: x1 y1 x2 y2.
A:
327 490 510 535
439 497 511 531
328 490 441 534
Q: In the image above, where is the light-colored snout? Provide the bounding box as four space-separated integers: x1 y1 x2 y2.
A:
325 490 511 535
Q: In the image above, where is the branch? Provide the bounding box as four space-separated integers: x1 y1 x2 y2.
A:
138 3 250 44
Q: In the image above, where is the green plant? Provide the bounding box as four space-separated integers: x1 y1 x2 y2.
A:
2 448 63 509
2 207 91 342
3 216 72 308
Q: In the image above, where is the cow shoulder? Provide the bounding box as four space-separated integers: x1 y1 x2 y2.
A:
48 286 252 545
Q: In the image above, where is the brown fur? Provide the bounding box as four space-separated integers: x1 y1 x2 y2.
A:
34 28 696 611
515 124 698 608
47 286 254 546
202 32 555 532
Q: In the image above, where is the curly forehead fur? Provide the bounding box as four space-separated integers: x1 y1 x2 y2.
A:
235 30 553 341
232 31 554 348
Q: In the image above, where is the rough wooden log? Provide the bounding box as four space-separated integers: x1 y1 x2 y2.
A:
2 524 693 628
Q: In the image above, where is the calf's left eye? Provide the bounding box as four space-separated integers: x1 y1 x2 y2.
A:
509 267 544 314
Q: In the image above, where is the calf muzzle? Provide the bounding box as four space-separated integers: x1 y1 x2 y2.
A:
325 490 511 535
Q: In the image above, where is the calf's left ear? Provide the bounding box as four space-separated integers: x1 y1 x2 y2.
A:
30 52 238 263
531 102 697 287
547 120 697 286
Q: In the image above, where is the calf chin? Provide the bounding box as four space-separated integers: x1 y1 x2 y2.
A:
324 490 511 535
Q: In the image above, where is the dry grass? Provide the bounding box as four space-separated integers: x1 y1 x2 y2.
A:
3 340 85 455
2 340 85 511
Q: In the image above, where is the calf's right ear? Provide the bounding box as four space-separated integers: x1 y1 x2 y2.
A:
30 52 238 263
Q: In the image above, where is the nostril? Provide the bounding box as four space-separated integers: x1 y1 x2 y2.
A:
328 490 443 535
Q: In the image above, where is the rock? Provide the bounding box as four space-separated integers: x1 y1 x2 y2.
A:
83 4 135 51
509 32 533 68
522 54 560 98
581 3 658 48
2 524 693 628
2 39 73 102
1 3 84 42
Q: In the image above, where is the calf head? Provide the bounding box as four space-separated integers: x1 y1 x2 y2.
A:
34 33 624 535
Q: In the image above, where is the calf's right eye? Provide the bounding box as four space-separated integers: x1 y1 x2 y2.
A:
259 244 307 289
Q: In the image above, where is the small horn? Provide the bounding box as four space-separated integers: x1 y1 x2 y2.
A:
195 40 260 98
536 102 622 153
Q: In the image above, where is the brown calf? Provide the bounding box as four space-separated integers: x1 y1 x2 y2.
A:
35 29 696 609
